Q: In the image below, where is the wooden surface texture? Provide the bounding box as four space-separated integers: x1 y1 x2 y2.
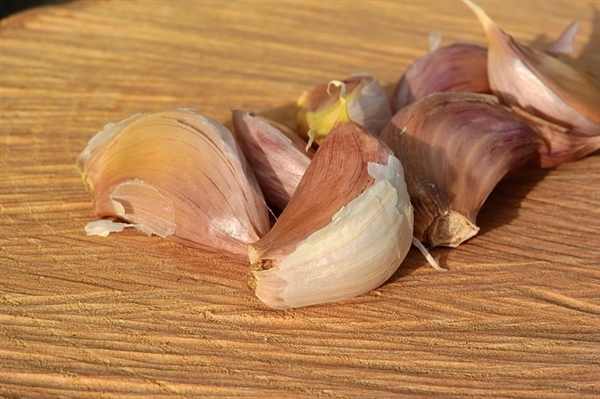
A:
1 0 599 397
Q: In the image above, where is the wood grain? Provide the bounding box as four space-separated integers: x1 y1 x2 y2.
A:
1 0 599 397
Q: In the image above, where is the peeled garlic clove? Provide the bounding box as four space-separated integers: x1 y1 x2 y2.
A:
380 92 546 248
231 110 313 211
77 109 270 258
392 42 490 112
463 0 600 140
248 121 413 309
297 72 392 147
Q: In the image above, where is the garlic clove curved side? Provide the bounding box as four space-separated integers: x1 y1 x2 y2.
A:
248 121 413 309
77 109 271 258
392 42 490 112
231 110 313 211
380 92 546 248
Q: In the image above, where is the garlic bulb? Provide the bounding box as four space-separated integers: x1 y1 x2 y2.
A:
463 0 600 157
380 92 546 248
231 110 313 211
77 109 270 258
248 121 413 309
392 42 490 112
297 72 392 148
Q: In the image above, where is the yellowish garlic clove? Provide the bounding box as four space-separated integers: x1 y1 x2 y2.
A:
392 42 490 112
248 121 414 309
380 92 546 248
76 109 271 259
231 110 313 211
296 72 392 148
463 0 600 153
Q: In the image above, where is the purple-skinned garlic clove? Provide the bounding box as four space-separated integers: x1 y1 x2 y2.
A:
380 92 547 248
231 110 313 211
463 0 600 162
392 42 490 113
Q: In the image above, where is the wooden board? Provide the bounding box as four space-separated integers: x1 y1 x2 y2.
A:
1 1 599 397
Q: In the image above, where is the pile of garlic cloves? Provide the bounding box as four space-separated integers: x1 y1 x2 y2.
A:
384 0 599 248
77 0 599 309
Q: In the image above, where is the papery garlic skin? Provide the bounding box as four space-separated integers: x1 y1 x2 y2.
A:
464 0 600 141
231 110 313 211
85 220 137 237
381 92 546 248
107 178 176 237
77 109 270 258
249 122 413 309
297 72 392 147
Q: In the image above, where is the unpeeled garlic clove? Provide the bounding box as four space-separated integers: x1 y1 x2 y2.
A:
77 109 271 258
248 121 413 309
392 42 490 112
463 0 600 146
296 72 392 148
380 92 546 248
231 110 313 211
391 21 582 114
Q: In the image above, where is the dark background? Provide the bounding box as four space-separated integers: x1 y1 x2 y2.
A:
1 0 72 20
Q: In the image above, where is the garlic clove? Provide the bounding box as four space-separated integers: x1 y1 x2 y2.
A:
231 110 313 211
392 42 490 112
463 0 600 139
380 92 546 248
248 121 413 309
391 21 581 114
296 72 392 148
77 109 271 258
